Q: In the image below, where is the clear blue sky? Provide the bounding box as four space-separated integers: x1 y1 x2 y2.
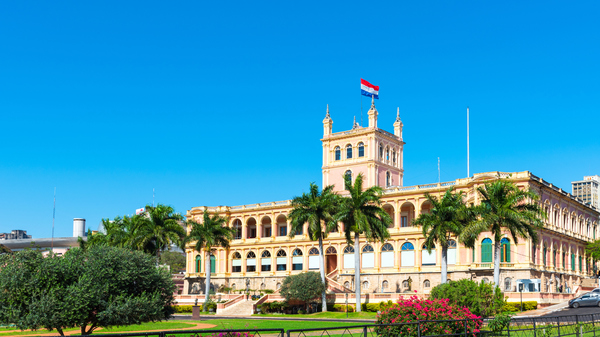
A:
1 1 599 238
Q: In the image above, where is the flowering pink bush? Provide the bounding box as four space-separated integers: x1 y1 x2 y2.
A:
375 295 483 337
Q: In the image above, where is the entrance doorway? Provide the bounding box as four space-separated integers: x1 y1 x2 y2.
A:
325 246 338 274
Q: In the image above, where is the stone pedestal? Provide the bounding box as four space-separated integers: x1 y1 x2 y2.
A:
192 305 200 320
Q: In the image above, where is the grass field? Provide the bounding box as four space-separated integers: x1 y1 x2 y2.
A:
253 312 377 320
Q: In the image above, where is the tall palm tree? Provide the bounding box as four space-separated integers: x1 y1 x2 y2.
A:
185 212 234 311
461 180 545 286
413 187 473 284
336 173 391 312
132 204 185 259
288 183 339 312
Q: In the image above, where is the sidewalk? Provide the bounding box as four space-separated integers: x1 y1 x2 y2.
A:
512 301 569 318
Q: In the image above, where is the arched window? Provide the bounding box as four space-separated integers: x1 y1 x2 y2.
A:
292 249 303 270
362 244 374 268
543 245 547 265
358 142 365 157
232 219 242 240
362 281 369 290
344 281 352 290
308 247 320 270
379 145 383 159
393 150 396 165
423 280 431 288
231 283 236 290
381 243 394 268
571 253 576 271
382 280 389 291
386 172 391 187
210 254 216 274
401 242 415 267
386 147 390 161
334 147 341 161
345 170 352 182
402 280 409 289
261 250 271 272
504 278 512 291
276 249 287 271
448 240 457 265
246 251 257 272
500 238 510 262
422 243 436 266
482 278 489 284
232 252 242 273
481 238 492 263
195 255 202 273
276 283 281 290
260 283 266 290
326 246 337 254
346 144 353 159
343 246 355 269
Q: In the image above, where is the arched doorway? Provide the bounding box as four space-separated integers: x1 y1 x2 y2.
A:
326 246 337 274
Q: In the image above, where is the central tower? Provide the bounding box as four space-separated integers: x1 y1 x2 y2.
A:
321 99 405 192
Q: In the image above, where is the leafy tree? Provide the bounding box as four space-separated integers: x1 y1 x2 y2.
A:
0 246 175 336
460 180 545 286
336 173 391 312
429 279 504 318
161 251 186 272
279 272 325 311
413 187 473 284
288 183 339 312
185 212 234 312
132 204 185 259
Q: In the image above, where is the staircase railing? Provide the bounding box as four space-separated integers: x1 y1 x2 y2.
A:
216 294 244 314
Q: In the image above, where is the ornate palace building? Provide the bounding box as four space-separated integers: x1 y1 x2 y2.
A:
183 100 600 306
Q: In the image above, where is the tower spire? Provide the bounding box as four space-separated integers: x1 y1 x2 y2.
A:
325 104 330 119
396 107 401 122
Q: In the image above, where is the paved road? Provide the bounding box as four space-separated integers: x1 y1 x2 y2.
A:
541 306 600 318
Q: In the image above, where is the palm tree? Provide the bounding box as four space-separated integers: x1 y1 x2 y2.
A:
336 173 391 312
288 183 339 312
132 204 185 259
413 187 473 284
461 180 545 286
185 212 234 311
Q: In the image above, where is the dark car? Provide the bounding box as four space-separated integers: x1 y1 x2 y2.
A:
569 293 600 308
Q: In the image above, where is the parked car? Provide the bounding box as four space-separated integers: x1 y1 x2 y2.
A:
569 293 600 308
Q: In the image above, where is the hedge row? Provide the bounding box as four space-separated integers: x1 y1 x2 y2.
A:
503 301 538 312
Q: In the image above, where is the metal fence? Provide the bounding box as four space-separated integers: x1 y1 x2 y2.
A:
43 328 285 337
286 320 486 337
507 313 600 337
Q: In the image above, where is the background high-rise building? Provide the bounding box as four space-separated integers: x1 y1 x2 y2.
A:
572 175 600 209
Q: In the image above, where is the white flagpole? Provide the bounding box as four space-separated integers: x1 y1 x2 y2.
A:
467 107 470 177
51 187 56 252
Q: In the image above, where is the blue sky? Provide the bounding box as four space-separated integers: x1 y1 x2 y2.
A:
1 1 599 238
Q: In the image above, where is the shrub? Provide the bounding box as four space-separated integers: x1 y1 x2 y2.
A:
503 301 537 312
280 272 325 310
429 279 504 317
361 303 382 312
376 296 482 337
488 313 512 333
327 304 355 312
260 303 270 313
264 289 275 294
172 305 193 313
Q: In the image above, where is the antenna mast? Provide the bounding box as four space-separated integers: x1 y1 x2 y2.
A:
467 107 470 177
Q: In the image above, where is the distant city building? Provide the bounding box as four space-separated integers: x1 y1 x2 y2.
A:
1 219 86 256
0 229 32 240
572 176 600 209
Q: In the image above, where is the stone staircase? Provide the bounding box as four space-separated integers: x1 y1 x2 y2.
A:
215 299 257 316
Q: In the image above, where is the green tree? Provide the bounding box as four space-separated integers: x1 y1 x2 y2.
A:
336 173 391 312
161 251 186 272
279 272 325 311
185 212 234 311
413 187 473 284
288 183 339 312
0 246 175 336
429 279 504 317
461 180 545 286
131 204 185 259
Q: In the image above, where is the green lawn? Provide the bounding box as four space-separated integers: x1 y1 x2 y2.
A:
253 312 377 320
0 322 194 336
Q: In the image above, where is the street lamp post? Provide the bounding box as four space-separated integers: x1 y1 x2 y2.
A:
345 293 349 318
